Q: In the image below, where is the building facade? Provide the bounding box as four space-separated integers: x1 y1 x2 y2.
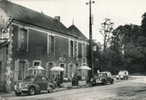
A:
0 0 88 92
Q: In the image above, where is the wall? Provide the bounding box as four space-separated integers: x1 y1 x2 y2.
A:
0 46 7 91
11 23 88 81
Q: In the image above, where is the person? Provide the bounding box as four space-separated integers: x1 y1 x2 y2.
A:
55 74 62 87
72 73 79 86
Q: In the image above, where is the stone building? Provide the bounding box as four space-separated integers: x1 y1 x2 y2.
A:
0 0 88 92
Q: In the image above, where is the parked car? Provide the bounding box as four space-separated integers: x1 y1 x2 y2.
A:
14 75 55 96
91 71 114 86
116 70 129 80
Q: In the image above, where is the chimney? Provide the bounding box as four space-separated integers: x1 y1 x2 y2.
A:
54 16 60 22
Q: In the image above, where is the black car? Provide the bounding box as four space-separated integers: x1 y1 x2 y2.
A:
14 75 55 96
91 72 114 86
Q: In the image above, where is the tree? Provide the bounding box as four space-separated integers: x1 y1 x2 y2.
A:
112 24 145 73
99 18 114 51
141 12 146 70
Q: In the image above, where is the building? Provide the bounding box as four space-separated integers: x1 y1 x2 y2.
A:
0 0 88 92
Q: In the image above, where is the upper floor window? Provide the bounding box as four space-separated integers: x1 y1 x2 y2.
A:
82 43 86 57
78 42 82 58
69 40 74 57
74 41 78 58
47 35 55 56
18 28 28 51
82 57 87 64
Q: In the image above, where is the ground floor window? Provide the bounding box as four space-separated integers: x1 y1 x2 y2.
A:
33 60 41 66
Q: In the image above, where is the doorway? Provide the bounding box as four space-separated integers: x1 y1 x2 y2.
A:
18 60 26 81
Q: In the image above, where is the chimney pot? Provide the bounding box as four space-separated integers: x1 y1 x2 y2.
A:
54 16 60 22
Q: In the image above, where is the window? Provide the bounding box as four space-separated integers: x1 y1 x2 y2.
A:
33 60 41 66
0 61 1 80
78 42 82 58
69 40 74 57
82 57 87 64
47 35 55 56
82 43 86 57
18 28 28 51
74 41 78 58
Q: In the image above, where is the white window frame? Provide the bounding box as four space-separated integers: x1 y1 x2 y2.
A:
33 60 42 66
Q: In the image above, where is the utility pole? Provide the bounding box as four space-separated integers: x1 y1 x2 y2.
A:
86 0 95 77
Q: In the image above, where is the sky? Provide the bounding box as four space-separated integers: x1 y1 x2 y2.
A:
10 0 146 44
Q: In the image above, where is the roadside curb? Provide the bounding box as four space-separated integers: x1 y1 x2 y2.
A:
0 92 14 97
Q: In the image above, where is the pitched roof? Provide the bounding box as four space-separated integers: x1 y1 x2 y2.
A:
0 0 68 35
68 25 88 41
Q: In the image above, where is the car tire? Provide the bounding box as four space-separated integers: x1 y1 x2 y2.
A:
48 89 53 93
48 85 53 93
110 80 114 84
28 87 36 95
102 79 106 85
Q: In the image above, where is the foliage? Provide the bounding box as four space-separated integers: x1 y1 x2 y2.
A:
99 18 114 51
96 15 146 74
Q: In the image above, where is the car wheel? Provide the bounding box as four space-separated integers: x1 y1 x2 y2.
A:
48 89 53 93
28 87 36 95
102 79 106 85
110 80 114 84
48 86 53 93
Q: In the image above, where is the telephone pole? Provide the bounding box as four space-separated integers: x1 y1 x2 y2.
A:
86 0 95 77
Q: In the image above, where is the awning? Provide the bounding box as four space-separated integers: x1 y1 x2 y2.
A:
28 66 45 70
50 66 64 71
78 65 91 70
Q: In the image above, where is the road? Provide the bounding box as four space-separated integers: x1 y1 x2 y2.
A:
3 76 146 100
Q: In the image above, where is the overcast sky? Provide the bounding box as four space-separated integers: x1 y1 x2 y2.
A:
10 0 146 44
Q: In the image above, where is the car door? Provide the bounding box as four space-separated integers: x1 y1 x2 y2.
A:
41 76 48 90
35 76 48 91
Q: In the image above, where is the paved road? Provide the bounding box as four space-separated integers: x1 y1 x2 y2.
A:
3 76 146 100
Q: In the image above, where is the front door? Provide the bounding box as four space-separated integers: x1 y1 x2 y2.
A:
18 60 26 81
60 64 65 83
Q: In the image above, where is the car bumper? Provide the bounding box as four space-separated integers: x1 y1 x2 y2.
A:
14 88 29 93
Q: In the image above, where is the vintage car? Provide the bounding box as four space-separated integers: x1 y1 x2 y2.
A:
91 72 114 86
14 75 55 96
116 70 129 80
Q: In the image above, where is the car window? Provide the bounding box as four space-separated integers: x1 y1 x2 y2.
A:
35 76 42 81
34 76 48 82
24 76 35 82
